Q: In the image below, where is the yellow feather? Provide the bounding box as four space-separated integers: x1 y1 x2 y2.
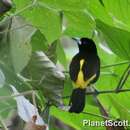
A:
73 59 96 89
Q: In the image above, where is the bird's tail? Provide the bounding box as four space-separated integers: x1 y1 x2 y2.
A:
69 88 86 113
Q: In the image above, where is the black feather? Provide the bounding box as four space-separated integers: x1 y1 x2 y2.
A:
69 88 86 113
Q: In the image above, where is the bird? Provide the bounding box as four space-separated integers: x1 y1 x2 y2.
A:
69 37 100 113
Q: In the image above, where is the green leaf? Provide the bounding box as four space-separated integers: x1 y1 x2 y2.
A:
0 61 32 91
64 11 95 38
102 0 130 31
86 0 113 26
96 20 130 60
0 84 16 118
51 105 106 130
10 16 36 73
22 51 65 106
86 0 130 31
13 0 62 43
45 39 67 68
46 40 58 64
38 0 87 11
56 40 67 69
109 95 130 124
31 30 48 52
0 17 12 66
13 0 31 10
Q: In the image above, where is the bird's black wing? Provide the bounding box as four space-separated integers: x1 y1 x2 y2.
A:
83 55 100 84
69 54 80 82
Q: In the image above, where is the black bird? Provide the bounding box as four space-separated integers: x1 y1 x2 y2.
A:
69 38 100 113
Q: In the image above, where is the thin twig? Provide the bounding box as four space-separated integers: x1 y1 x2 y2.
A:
116 64 130 91
119 70 130 89
62 88 130 99
101 61 130 69
0 90 34 101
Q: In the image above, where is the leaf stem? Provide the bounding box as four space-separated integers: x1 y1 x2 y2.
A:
82 112 113 120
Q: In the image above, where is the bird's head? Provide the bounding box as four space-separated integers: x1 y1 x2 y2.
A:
73 37 97 54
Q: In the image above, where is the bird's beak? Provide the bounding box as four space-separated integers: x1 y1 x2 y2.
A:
72 38 81 45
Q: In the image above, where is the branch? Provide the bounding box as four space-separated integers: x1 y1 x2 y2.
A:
0 90 34 101
118 70 130 89
101 61 130 69
116 64 130 91
62 88 130 99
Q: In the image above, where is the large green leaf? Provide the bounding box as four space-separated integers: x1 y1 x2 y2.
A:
102 0 130 31
13 0 62 43
0 17 12 66
64 11 95 38
38 0 87 11
0 61 32 91
51 105 106 130
22 51 65 106
31 30 48 52
46 40 58 64
96 20 130 60
85 0 114 27
86 0 130 32
109 95 130 127
45 39 67 68
0 84 16 118
56 40 67 68
10 16 36 73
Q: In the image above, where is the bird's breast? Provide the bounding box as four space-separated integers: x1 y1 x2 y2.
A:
73 58 96 89
73 59 87 89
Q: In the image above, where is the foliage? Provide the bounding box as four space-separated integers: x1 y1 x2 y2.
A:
0 0 130 130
